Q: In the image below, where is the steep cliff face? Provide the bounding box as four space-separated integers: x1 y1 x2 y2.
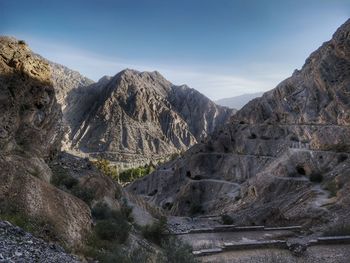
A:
66 69 234 166
0 37 92 247
127 19 350 229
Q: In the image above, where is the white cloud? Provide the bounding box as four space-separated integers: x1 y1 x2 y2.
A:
10 34 291 100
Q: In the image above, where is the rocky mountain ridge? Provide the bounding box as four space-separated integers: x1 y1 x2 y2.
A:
62 68 234 168
127 19 350 231
28 54 234 168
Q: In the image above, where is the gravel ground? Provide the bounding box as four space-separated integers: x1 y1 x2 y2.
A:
200 245 350 263
0 221 80 263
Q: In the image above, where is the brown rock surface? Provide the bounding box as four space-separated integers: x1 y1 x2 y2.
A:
0 36 92 248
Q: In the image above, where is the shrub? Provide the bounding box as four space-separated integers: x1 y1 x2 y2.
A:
91 202 131 244
92 201 133 222
71 185 95 206
189 204 202 215
141 216 167 245
0 201 56 242
120 199 134 222
18 40 26 45
115 187 122 200
324 180 338 197
95 220 120 241
159 237 198 263
93 159 118 179
92 202 112 220
95 216 130 244
50 166 78 189
309 173 323 183
83 243 151 263
324 221 350 236
221 214 234 225
51 166 95 206
119 164 154 183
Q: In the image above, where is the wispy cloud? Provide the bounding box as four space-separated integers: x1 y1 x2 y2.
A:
12 34 291 100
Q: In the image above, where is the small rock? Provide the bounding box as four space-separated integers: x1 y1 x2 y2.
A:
287 242 308 257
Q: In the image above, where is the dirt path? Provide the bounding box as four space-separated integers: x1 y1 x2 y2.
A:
200 244 350 263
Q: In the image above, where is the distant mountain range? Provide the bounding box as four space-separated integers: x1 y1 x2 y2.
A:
58 68 234 167
215 92 264 109
128 18 350 232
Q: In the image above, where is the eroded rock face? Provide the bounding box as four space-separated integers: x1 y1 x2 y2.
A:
0 37 62 158
127 19 350 228
65 69 234 166
0 37 92 247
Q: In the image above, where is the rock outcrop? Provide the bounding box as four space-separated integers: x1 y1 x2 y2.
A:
127 19 350 229
0 37 92 248
64 69 234 167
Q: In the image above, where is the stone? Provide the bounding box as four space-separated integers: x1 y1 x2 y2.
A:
0 220 79 262
287 241 308 256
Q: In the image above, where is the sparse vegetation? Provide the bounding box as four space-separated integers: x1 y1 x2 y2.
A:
324 180 338 197
70 185 95 206
51 166 77 189
158 237 199 263
84 202 135 262
139 215 197 263
0 201 57 242
95 219 129 242
93 158 118 180
50 166 95 206
28 166 41 178
221 214 234 225
324 221 350 236
119 164 155 183
93 158 155 184
309 173 323 183
189 203 203 216
141 216 167 245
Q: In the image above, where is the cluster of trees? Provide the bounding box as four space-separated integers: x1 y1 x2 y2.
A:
92 158 155 184
92 159 118 180
119 165 155 183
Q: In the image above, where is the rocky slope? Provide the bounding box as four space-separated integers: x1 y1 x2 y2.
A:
127 19 350 231
0 220 79 263
0 36 92 248
65 69 234 167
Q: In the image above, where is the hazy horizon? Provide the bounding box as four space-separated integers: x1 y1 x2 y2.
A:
1 0 350 100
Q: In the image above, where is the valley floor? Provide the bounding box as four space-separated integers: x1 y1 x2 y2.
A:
200 245 350 263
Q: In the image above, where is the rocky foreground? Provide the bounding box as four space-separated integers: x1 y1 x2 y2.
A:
0 221 79 263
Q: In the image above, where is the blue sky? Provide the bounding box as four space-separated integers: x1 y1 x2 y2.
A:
1 0 350 99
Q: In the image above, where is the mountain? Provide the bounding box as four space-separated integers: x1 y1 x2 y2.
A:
30 57 234 168
63 69 234 167
0 36 163 258
215 92 264 109
127 19 350 231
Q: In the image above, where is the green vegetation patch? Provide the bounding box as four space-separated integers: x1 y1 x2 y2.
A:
50 166 95 206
